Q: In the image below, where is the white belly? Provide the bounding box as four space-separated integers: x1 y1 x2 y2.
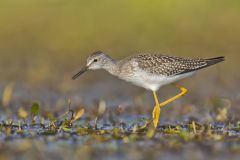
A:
119 71 195 91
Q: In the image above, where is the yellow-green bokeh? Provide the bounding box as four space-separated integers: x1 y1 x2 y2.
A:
0 0 239 85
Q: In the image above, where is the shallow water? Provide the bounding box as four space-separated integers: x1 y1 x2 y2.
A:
0 75 240 160
0 1 240 159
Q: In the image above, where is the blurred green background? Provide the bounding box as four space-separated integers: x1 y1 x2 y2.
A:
0 2 240 160
0 0 239 89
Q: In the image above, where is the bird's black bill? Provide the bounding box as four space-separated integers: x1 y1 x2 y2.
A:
72 66 88 80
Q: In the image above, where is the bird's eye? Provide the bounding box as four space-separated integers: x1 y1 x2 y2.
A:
93 59 98 62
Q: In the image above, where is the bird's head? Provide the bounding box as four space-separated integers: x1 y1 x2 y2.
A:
72 51 113 79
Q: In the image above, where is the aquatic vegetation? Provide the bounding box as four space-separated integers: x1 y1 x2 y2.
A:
0 1 239 159
0 93 239 160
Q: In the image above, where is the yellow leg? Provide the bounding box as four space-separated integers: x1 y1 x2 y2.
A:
152 91 160 128
159 85 187 107
152 85 188 128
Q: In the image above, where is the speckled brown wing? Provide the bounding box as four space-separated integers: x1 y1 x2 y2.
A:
133 54 223 76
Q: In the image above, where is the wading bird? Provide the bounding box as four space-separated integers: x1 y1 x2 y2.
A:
72 51 224 128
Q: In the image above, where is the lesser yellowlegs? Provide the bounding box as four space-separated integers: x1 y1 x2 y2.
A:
72 51 224 128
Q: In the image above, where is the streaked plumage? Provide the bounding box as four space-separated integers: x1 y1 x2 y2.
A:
72 50 224 128
118 54 224 76
73 51 224 91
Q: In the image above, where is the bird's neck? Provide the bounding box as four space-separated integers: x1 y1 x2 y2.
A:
103 58 119 76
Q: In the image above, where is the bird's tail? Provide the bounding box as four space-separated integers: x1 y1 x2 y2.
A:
205 56 225 67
